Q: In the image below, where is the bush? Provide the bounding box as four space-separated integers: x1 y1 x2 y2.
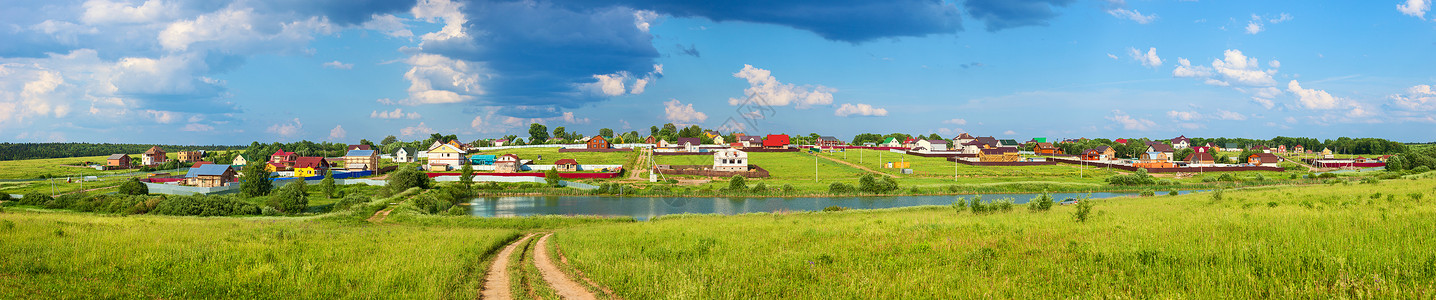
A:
822 206 847 212
19 192 52 206
262 206 280 216
1210 189 1225 203
545 168 561 187
828 182 855 194
386 168 432 192
1073 198 1094 222
726 175 747 191
266 180 309 214
782 184 794 193
1414 166 1432 173
1217 173 1240 182
333 193 370 211
952 197 967 213
411 193 453 214
320 170 337 198
1168 190 1178 196
858 174 898 194
0 193 10 201
445 205 467 216
152 195 261 216
1028 192 1054 212
117 179 148 195
751 182 768 193
1139 190 1155 197
240 163 273 197
1360 177 1380 184
665 179 678 184
1410 193 1425 201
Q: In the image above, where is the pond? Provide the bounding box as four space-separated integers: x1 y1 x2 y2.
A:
467 190 1208 221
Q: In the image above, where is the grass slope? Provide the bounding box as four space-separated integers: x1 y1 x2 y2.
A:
554 177 1436 298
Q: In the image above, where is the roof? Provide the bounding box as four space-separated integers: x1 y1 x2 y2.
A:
957 133 975 139
740 136 763 143
976 136 999 144
294 157 328 169
1115 138 1129 144
1148 144 1175 152
428 143 465 153
272 149 295 157
763 134 790 147
497 154 520 161
144 146 164 155
1094 145 1112 152
1171 135 1190 143
346 150 376 157
882 137 900 143
1187 151 1214 162
396 147 415 154
185 164 234 177
1035 143 1055 149
999 139 1019 145
192 161 212 167
676 137 702 145
234 154 253 161
1249 153 1281 161
818 136 840 141
1225 143 1240 148
554 158 579 165
923 139 948 145
108 154 128 160
347 144 372 150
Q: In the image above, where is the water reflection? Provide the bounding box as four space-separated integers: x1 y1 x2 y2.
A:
468 190 1206 221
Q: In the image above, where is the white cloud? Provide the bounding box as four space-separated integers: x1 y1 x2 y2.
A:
1128 47 1162 68
942 118 967 125
1250 97 1276 109
1167 110 1202 121
363 13 413 38
267 118 303 136
1172 58 1214 78
1003 130 1017 135
1178 123 1203 129
323 61 353 70
1107 53 1119 60
376 98 396 105
581 64 662 96
181 123 214 132
1245 21 1264 34
371 108 421 119
1179 50 1278 88
413 0 469 43
159 7 335 53
329 125 346 140
727 64 835 109
401 53 483 105
663 99 708 124
633 10 659 32
1215 110 1248 120
81 0 180 25
1287 80 1341 110
470 115 485 130
499 111 590 127
1269 13 1294 23
1391 84 1436 111
1107 110 1155 131
1105 0 1157 24
834 103 888 117
1399 0 1431 19
399 122 435 136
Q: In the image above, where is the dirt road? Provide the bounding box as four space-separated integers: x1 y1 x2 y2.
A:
481 233 537 300
533 233 598 300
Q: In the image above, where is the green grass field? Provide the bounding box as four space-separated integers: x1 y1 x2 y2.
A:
476 147 636 168
553 177 1436 298
0 211 518 298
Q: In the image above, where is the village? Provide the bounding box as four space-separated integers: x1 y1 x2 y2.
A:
78 126 1391 196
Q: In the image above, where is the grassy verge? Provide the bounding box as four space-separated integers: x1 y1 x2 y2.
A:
552 177 1436 298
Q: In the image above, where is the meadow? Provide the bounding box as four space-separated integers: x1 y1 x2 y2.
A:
553 176 1436 298
475 147 636 167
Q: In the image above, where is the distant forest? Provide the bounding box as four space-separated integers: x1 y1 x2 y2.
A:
0 143 246 161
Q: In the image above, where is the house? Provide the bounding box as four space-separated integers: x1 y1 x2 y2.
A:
704 130 721 139
817 136 843 147
738 136 764 147
265 162 286 173
587 135 612 149
1171 136 1191 149
1224 143 1243 152
712 149 749 172
1294 145 1305 153
142 146 167 166
184 164 237 187
1248 153 1281 166
1277 145 1288 153
344 150 379 171
270 149 297 165
914 139 948 152
975 137 1000 148
1114 138 1129 145
1034 143 1060 155
347 144 372 151
903 138 918 148
1146 143 1176 158
998 139 1020 148
106 154 132 168
176 151 203 163
495 154 522 172
1083 146 1115 160
954 133 976 146
763 134 791 149
554 158 579 172
1203 142 1218 149
470 155 496 165
293 157 330 178
394 147 416 163
881 137 902 148
1186 147 1215 164
426 142 466 171
1321 148 1334 158
493 139 510 147
1140 152 1170 162
978 147 1021 162
712 135 726 145
231 154 253 167
1081 149 1102 161
1134 152 1175 168
675 137 703 152
957 142 982 155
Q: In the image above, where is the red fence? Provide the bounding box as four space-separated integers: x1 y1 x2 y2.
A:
426 172 621 179
557 148 634 153
905 151 963 158
653 152 711 156
1051 159 1284 173
656 165 770 178
946 158 1056 166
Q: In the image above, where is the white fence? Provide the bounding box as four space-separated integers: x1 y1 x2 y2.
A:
470 143 653 151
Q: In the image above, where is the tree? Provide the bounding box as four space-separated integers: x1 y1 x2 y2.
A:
726 175 747 191
529 123 550 144
268 180 309 214
381 135 398 145
660 123 678 138
1174 148 1195 162
386 167 431 191
650 126 660 137
552 127 567 141
118 178 149 195
240 163 273 197
430 133 447 143
599 128 614 138
320 170 336 199
459 158 474 190
545 168 561 187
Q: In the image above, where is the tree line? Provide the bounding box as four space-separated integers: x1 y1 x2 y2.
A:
0 142 246 161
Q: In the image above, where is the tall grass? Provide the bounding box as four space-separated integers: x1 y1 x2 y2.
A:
553 177 1436 298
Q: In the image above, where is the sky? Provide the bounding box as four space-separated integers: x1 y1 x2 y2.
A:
1 0 1434 145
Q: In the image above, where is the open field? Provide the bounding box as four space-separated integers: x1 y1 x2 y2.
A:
476 147 636 167
553 177 1436 298
0 155 144 180
0 211 518 298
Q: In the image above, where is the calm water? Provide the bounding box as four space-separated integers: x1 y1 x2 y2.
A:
467 190 1207 221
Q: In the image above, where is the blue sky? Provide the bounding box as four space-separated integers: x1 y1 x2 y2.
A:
1 0 1433 145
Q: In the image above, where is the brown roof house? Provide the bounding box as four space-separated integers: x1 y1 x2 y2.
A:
142 146 167 166
1248 153 1281 166
495 154 523 173
107 154 132 169
554 158 579 172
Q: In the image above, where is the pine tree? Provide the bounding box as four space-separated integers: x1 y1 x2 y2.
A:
320 169 336 199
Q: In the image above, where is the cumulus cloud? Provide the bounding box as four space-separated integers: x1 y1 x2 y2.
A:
1174 50 1280 107
1107 110 1155 131
1287 80 1341 110
942 118 967 125
371 108 421 119
1215 110 1248 120
399 122 436 136
1167 110 1202 121
834 103 888 117
965 0 1075 32
400 53 483 105
663 99 708 124
1105 0 1157 24
1003 130 1017 135
323 60 353 70
1128 47 1162 68
727 65 835 109
1245 21 1264 34
267 118 303 137
329 125 347 140
181 123 214 132
581 64 663 96
1399 0 1430 19
565 0 965 42
363 13 413 37
1391 84 1436 111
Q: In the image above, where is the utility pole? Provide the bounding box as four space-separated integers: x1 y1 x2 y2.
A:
814 150 819 182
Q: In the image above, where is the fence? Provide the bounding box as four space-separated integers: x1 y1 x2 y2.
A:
424 172 622 179
143 182 241 196
558 148 634 153
656 165 770 178
1050 158 1284 173
905 151 964 158
429 175 597 189
948 157 1057 166
470 143 655 152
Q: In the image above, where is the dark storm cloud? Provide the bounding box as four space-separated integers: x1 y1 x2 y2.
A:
963 0 1075 32
552 0 964 43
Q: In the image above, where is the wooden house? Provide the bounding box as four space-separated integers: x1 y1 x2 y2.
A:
1034 143 1060 155
704 130 721 139
1320 148 1334 158
978 147 1021 162
184 164 237 187
1134 152 1175 168
587 135 612 149
763 134 791 149
1248 153 1281 166
347 144 372 151
142 146 167 166
106 154 132 168
712 149 749 172
293 157 330 178
675 137 702 152
231 154 253 166
176 151 203 163
1146 144 1176 160
1294 145 1305 153
495 154 522 172
644 136 656 144
738 136 764 148
344 150 379 171
711 135 725 145
554 158 579 172
817 136 843 147
426 143 466 171
881 137 902 148
1277 145 1287 153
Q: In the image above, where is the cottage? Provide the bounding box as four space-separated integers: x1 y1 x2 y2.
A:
293 157 330 178
393 147 416 163
493 139 510 147
1146 144 1176 160
712 149 749 172
271 149 297 165
588 135 612 149
231 154 254 166
347 144 372 151
817 136 843 147
1248 153 1281 166
711 135 726 145
495 154 522 172
426 142 466 171
1186 147 1215 164
738 136 764 148
1294 145 1305 153
1081 149 1102 161
763 134 791 149
954 133 976 146
1171 135 1191 150
107 154 132 168
1135 152 1175 168
184 164 237 187
675 137 703 152
554 158 579 172
344 150 379 171
1034 143 1060 155
176 151 203 163
1277 145 1288 153
1222 143 1242 152
903 138 918 148
1140 152 1169 162
704 130 721 139
1320 148 1334 158
998 139 1020 148
914 139 949 152
881 137 902 148
644 136 656 144
1082 146 1115 161
142 146 167 166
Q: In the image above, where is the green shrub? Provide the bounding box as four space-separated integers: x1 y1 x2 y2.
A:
828 182 855 194
822 206 847 212
1217 173 1239 182
19 192 52 206
1210 189 1225 203
725 175 747 191
1414 166 1432 173
1073 198 1094 222
386 167 432 192
1360 177 1380 184
1168 190 1178 196
333 193 370 211
1140 190 1155 197
782 184 794 193
857 174 898 194
751 182 768 193
1028 192 1054 212
266 180 309 214
445 206 467 215
545 168 561 187
665 179 678 184
152 195 261 216
117 179 148 195
951 197 968 213
1410 193 1425 201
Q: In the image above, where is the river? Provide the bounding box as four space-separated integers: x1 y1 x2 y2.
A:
467 190 1208 221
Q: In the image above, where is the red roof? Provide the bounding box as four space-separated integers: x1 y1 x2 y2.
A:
763 134 790 147
1115 138 1129 144
192 161 212 167
272 149 295 157
554 158 579 165
294 157 328 169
